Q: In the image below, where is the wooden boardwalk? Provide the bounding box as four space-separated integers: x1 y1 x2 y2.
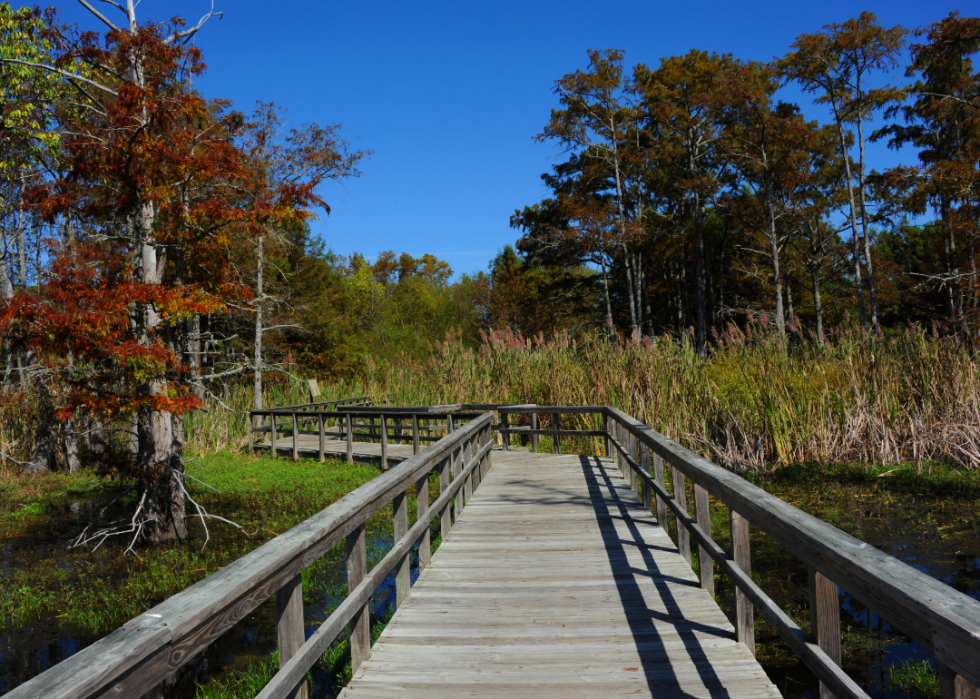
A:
341 450 780 699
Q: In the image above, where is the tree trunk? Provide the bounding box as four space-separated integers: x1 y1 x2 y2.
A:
599 254 616 345
254 232 264 410
64 415 81 473
833 111 867 330
811 265 824 347
856 112 879 334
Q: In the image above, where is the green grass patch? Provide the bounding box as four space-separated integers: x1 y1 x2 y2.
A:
890 661 940 699
0 451 385 635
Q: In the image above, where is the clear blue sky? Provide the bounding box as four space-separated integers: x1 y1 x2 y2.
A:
55 0 971 276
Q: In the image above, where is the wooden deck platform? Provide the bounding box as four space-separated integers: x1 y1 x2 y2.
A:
341 450 780 699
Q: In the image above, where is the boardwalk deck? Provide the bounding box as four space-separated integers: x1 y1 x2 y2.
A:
341 450 780 699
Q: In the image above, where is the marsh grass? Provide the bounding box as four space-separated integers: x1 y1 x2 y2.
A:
890 661 941 699
0 452 386 635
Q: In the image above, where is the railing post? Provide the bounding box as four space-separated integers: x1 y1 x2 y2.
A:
730 510 755 656
501 411 510 451
345 414 354 463
809 568 841 699
940 665 980 699
553 413 561 454
416 469 430 570
412 415 420 455
247 413 254 453
602 412 610 457
653 451 667 529
440 456 451 541
640 446 651 511
291 412 299 461
275 574 308 699
346 525 371 673
464 437 473 503
452 442 462 520
628 431 638 491
380 415 389 471
694 483 714 597
617 422 626 476
531 412 538 453
318 413 325 463
270 414 278 458
393 491 409 608
673 466 691 563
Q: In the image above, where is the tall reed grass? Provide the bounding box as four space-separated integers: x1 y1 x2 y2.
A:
3 322 979 473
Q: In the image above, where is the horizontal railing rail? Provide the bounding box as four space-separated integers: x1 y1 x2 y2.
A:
601 406 980 699
248 404 483 469
490 405 606 455
9 413 495 699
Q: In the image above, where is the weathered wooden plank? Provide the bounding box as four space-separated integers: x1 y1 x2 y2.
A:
674 466 691 564
809 567 842 699
393 492 409 608
347 524 370 674
340 452 779 699
275 574 308 699
731 509 754 656
416 471 430 571
695 483 714 598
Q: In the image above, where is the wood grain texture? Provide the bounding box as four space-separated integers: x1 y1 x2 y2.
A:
347 525 371 674
341 451 779 699
731 510 755 656
275 575 308 699
674 466 691 564
809 567 842 699
695 484 714 598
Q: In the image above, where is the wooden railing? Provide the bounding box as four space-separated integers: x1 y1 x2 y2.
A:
9 413 494 699
601 406 980 699
248 404 482 469
493 405 606 454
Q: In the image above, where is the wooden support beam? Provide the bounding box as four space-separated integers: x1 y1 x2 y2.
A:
452 444 462 521
412 415 420 455
291 413 299 461
247 414 254 453
628 431 638 492
653 451 667 529
673 466 690 563
317 414 325 464
731 510 755 656
531 413 538 453
345 415 354 463
416 470 430 570
501 412 510 451
463 438 473 504
440 456 451 541
641 446 651 511
809 568 842 699
346 525 370 674
941 664 980 699
275 574 308 699
695 483 714 597
393 492 409 608
270 415 278 458
380 415 389 471
553 413 561 454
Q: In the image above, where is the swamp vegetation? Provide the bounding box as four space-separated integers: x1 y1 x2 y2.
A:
1 450 978 698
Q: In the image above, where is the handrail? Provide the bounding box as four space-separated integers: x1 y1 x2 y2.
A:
9 413 495 699
602 406 980 699
248 405 483 468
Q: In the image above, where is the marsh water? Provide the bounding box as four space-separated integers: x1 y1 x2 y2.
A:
1 474 978 698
